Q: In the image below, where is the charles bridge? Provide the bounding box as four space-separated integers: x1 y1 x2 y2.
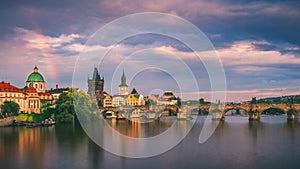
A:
99 100 300 121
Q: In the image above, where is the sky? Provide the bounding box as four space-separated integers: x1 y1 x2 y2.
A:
0 0 300 102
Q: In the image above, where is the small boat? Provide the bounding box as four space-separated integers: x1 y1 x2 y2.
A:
42 118 56 126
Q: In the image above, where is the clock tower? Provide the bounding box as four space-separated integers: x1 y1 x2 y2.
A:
118 69 128 95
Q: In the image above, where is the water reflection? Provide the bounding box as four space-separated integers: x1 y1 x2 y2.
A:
0 116 300 169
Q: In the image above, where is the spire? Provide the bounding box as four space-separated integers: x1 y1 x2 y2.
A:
34 65 38 73
131 88 138 94
120 69 127 86
92 67 101 80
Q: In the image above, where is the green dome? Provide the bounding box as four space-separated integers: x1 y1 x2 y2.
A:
26 72 45 82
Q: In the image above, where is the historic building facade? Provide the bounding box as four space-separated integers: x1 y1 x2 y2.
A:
25 66 46 92
118 70 128 95
88 67 104 107
113 70 129 107
157 91 178 105
0 82 27 113
0 66 53 114
103 91 113 107
124 88 144 106
48 84 70 102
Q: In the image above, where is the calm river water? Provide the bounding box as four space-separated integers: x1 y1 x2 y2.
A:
1 115 300 169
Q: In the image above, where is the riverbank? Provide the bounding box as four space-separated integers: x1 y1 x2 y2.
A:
0 116 17 127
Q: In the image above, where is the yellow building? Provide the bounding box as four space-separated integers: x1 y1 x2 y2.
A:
124 88 144 106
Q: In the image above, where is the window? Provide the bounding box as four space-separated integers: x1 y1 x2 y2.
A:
40 84 43 89
35 84 38 89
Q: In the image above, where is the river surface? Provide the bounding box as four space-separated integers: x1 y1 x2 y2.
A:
1 115 300 169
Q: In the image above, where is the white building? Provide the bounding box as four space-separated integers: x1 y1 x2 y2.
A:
112 70 128 107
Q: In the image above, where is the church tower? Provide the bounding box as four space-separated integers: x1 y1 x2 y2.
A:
118 69 128 95
88 67 104 107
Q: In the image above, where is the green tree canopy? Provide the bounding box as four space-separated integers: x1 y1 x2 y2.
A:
1 101 19 116
54 88 98 123
73 89 99 123
55 89 75 123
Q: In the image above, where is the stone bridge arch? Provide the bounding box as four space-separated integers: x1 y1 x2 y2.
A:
223 107 248 115
99 107 118 117
194 103 299 121
255 104 291 114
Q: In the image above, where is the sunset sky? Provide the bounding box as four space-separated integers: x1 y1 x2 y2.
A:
0 0 300 102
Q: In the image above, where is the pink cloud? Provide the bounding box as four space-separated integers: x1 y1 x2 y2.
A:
217 40 300 67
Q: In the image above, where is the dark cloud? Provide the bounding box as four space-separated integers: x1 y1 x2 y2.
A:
187 0 300 50
1 0 300 100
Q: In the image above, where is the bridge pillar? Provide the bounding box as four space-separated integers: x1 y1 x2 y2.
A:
287 109 298 121
248 97 260 121
211 103 225 121
248 110 260 121
211 112 224 121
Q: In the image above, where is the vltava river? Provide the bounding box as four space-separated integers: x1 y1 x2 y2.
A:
1 115 300 169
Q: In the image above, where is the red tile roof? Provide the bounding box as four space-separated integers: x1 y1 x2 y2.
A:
27 86 37 93
0 81 23 93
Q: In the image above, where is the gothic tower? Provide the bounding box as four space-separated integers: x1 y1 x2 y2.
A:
88 67 104 107
118 69 128 95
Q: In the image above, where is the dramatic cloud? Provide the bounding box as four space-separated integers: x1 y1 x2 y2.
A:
0 27 80 88
1 0 300 101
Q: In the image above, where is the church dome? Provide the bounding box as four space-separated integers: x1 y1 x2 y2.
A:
26 66 45 82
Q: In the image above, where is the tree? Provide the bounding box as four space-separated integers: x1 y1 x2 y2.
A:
1 101 19 116
54 88 98 123
55 90 75 123
145 99 151 106
199 98 205 104
177 97 181 107
73 89 98 123
145 99 156 106
40 100 53 114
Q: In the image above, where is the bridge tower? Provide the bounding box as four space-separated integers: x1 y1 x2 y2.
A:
287 97 298 121
248 97 260 121
88 67 104 107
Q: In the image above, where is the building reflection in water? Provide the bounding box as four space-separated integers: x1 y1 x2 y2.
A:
1 116 300 169
99 117 193 158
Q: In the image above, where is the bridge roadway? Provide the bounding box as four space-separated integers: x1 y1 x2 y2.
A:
99 103 300 121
